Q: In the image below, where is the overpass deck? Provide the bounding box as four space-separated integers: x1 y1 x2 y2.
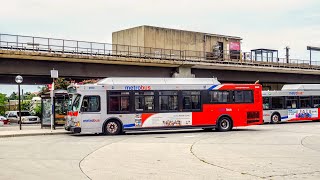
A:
1 33 320 75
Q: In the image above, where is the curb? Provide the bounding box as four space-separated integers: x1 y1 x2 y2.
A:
0 131 72 138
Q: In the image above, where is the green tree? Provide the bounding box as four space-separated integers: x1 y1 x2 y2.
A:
21 100 31 111
23 92 37 100
0 93 8 105
0 93 8 115
33 104 42 117
54 78 71 90
38 78 100 95
9 92 18 100
39 78 71 95
39 86 49 95
81 79 100 84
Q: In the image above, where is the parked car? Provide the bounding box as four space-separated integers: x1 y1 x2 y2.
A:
5 111 40 124
0 116 10 125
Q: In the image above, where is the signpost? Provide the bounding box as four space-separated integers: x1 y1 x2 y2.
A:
50 69 58 131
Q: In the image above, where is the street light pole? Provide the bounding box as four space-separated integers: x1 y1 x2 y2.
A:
18 84 21 130
15 75 23 130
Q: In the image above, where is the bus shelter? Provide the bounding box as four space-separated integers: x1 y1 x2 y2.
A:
41 90 69 129
251 49 278 62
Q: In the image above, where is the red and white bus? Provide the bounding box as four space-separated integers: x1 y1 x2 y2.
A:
66 77 263 135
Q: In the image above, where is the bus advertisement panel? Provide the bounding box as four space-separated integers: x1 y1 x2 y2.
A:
288 109 318 119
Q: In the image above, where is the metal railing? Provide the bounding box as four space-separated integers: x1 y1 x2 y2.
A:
0 33 319 70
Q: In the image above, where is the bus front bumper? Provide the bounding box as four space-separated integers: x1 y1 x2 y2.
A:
70 127 81 133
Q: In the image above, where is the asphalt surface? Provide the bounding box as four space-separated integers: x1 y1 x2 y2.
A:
0 122 320 180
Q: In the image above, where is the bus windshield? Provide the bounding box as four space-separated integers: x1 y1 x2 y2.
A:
67 94 74 111
72 94 81 111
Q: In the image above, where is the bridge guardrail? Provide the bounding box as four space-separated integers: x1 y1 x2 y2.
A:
0 33 319 70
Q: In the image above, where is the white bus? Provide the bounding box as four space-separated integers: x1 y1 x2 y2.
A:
65 77 263 135
263 84 320 123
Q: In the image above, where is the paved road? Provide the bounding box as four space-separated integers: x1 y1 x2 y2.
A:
1 122 320 180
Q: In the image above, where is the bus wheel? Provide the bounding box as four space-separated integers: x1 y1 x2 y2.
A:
104 120 121 135
271 114 281 124
216 117 233 132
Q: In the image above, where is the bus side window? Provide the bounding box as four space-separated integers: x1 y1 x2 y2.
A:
286 97 298 109
234 90 253 103
182 91 201 111
82 96 100 112
209 91 230 103
313 96 320 108
108 91 130 113
159 91 178 111
134 91 155 112
300 97 311 108
271 97 284 109
263 97 270 110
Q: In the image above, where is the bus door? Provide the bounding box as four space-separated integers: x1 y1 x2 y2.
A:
234 90 257 125
79 95 102 131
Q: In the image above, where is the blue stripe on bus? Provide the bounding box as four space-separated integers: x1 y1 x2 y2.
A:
208 85 218 90
123 123 135 128
281 116 288 119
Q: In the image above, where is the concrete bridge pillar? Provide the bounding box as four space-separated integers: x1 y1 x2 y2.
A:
172 66 195 78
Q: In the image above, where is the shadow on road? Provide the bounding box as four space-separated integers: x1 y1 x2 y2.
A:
71 127 264 137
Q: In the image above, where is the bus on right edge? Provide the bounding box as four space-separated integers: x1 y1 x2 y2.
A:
263 84 320 124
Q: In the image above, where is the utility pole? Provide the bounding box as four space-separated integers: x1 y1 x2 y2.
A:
21 89 24 104
285 46 290 63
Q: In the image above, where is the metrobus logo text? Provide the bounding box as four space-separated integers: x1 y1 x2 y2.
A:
125 85 151 90
289 92 303 95
83 119 100 123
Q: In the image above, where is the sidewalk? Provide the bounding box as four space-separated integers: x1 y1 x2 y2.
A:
0 124 71 138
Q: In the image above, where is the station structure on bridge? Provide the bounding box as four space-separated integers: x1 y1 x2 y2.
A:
0 25 320 90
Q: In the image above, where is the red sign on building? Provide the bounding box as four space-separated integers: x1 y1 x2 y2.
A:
229 42 240 51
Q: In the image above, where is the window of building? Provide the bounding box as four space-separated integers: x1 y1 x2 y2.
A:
81 96 100 112
209 91 230 103
182 91 201 110
109 91 130 112
159 91 178 111
234 90 253 103
135 91 154 112
300 96 311 108
286 97 298 109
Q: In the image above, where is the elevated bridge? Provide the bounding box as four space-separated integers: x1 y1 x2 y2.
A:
0 33 320 88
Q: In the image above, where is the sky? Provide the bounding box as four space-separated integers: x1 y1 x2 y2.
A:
0 0 320 95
